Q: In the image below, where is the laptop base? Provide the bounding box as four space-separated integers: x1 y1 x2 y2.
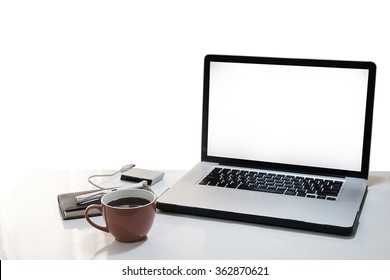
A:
157 188 367 236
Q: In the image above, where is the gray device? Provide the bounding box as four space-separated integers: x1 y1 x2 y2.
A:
120 168 164 185
157 54 376 236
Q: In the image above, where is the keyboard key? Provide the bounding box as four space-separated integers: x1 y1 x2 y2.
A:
296 191 306 197
285 190 297 196
240 186 285 195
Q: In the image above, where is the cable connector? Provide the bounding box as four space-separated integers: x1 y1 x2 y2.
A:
120 164 136 173
88 164 136 190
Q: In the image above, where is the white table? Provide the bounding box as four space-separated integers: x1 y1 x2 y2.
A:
1 170 390 259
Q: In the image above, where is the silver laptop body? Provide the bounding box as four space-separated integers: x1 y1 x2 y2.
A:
157 54 376 235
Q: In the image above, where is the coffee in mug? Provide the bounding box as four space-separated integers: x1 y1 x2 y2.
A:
107 197 151 208
85 188 156 243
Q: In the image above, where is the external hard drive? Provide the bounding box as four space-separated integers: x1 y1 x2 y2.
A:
120 168 164 185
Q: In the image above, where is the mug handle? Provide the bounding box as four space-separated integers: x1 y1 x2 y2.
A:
84 204 109 233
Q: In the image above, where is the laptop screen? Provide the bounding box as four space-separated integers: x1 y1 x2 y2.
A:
202 55 376 177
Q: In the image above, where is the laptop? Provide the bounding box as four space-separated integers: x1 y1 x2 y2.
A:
157 54 376 236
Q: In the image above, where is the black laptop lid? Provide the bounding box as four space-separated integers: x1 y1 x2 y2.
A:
201 55 376 179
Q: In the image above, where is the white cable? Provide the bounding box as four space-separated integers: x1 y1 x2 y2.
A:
88 164 136 190
76 180 146 204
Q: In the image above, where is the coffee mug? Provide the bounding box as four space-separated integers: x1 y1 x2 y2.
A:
85 188 157 243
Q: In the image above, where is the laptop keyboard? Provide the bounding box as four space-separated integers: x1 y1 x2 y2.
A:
199 167 343 201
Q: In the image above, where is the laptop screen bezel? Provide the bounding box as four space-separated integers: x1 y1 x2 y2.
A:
201 54 376 179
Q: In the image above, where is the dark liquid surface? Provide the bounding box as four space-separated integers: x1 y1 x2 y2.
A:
107 197 151 208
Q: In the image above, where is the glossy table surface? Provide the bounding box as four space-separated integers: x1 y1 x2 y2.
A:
1 170 390 260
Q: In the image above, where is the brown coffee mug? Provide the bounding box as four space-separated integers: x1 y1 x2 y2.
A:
85 188 156 243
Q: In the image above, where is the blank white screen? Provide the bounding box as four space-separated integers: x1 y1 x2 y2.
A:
207 61 369 171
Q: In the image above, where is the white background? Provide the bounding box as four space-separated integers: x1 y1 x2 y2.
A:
1 0 390 193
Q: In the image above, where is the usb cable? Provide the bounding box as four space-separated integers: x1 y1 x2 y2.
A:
88 164 135 190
